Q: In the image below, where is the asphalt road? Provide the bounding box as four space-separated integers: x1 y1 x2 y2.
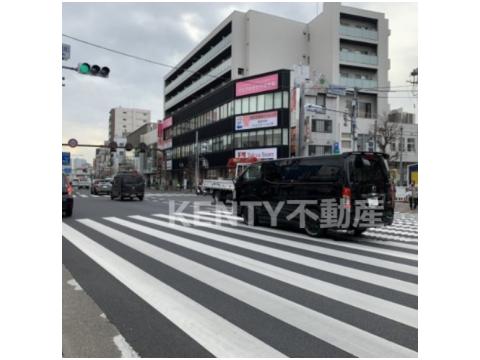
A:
62 189 418 358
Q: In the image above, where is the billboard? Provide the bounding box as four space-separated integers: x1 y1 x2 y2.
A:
235 73 279 97
235 147 277 160
235 111 277 131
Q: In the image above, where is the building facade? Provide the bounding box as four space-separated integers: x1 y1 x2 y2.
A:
163 3 390 185
108 107 151 142
170 69 290 187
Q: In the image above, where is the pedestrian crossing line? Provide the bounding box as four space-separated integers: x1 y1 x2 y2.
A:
91 194 99 198
62 222 285 358
363 231 417 243
126 215 417 296
79 194 88 198
165 213 418 275
193 211 419 257
72 195 77 198
77 218 417 357
367 227 417 238
100 216 417 329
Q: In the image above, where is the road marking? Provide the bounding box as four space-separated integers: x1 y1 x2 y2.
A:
99 216 418 327
113 334 139 358
62 222 285 358
79 218 416 357
91 194 99 198
164 213 417 275
142 214 417 295
79 194 88 198
193 211 418 260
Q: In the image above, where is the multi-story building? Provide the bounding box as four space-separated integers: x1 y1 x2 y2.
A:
387 108 418 185
163 3 390 185
126 122 157 181
108 107 151 142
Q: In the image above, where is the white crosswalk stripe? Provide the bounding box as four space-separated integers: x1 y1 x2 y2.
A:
63 209 418 357
62 222 284 358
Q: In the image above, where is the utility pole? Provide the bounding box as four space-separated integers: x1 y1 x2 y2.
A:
373 118 377 152
298 81 306 157
399 126 404 186
351 87 359 151
194 130 199 190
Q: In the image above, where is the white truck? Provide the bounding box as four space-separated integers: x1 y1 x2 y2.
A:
201 160 254 203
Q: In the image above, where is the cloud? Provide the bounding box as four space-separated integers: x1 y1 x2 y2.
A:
63 2 417 162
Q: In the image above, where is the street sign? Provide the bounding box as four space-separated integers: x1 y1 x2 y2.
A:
67 138 78 148
327 84 347 96
62 43 71 61
63 166 72 174
62 152 71 166
333 142 340 154
305 104 326 114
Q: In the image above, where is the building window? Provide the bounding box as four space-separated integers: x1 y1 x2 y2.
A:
228 101 234 117
265 93 273 110
241 131 249 147
341 140 351 149
235 99 242 115
391 142 396 151
283 91 289 109
249 96 257 113
234 133 241 148
282 128 289 145
273 128 282 145
213 107 219 122
257 94 265 111
205 111 212 125
309 145 332 156
242 97 249 114
312 119 332 133
257 130 265 147
265 129 273 146
274 92 282 109
407 138 416 152
316 94 326 106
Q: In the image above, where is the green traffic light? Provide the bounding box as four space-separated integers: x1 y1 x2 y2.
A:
78 63 90 74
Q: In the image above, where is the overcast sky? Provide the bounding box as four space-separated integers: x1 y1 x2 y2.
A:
62 2 417 163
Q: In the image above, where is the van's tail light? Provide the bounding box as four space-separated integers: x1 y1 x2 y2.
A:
342 186 352 209
67 184 73 196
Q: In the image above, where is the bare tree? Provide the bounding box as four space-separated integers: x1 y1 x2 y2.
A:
370 112 402 160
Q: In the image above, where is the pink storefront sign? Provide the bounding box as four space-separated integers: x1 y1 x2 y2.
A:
235 73 279 97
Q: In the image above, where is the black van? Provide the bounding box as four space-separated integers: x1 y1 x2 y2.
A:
234 152 395 237
110 172 145 201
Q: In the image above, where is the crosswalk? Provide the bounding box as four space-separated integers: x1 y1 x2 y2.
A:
63 208 418 357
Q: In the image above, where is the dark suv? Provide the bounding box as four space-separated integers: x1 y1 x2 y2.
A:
234 152 395 237
110 172 145 201
62 173 74 217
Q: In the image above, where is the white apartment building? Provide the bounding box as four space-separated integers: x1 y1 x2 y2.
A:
108 107 151 142
164 3 389 150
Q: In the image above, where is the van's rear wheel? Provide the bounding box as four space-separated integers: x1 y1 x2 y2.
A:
305 209 325 237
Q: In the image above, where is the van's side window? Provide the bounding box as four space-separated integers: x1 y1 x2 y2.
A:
263 163 281 182
243 164 261 182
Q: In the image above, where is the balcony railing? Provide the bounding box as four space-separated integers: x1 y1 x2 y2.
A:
165 34 232 94
339 77 378 89
165 57 232 110
339 25 378 41
340 51 378 66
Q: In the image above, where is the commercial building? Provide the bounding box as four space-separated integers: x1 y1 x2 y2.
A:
108 107 151 142
163 3 390 185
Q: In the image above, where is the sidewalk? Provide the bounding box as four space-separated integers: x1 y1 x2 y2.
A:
62 265 138 358
395 201 418 214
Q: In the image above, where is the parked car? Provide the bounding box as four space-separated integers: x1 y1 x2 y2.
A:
234 152 395 237
91 179 112 195
110 172 145 201
62 173 74 217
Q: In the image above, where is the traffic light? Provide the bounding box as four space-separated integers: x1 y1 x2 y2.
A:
77 63 110 78
109 141 118 152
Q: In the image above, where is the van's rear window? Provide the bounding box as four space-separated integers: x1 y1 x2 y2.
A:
123 175 143 184
350 155 389 183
